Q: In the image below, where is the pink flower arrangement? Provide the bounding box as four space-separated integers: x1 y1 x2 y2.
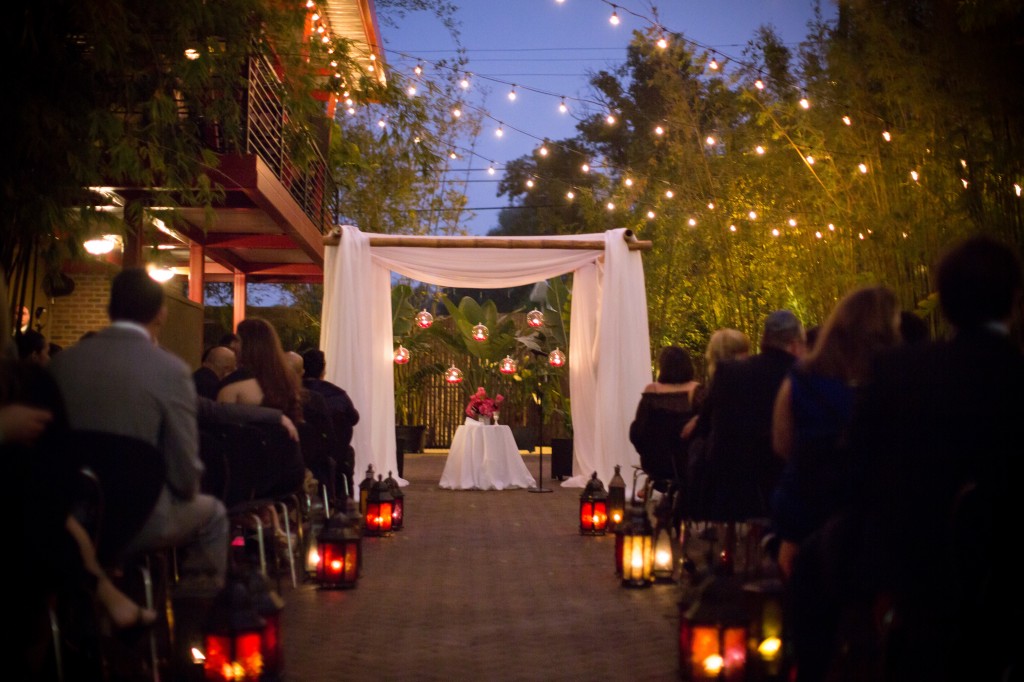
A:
465 386 504 419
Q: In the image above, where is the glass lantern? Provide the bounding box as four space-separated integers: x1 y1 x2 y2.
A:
499 355 517 375
548 347 566 368
315 510 361 589
652 493 678 582
526 308 544 328
384 471 404 531
471 323 489 341
444 365 464 384
245 570 285 677
620 502 653 587
363 475 394 535
679 577 749 681
358 464 375 517
414 309 433 328
579 472 609 535
607 464 627 530
393 345 410 364
202 579 266 681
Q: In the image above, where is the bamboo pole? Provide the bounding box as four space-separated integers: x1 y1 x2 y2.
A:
323 229 652 251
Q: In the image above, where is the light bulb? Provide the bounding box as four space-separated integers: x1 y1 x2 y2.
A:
858 163 868 173
707 201 715 210
606 114 616 125
709 57 719 70
646 210 655 219
755 145 765 154
460 76 470 89
559 99 568 113
609 10 620 25
688 218 696 226
789 218 797 226
526 179 534 188
748 211 758 220
488 165 495 175
449 151 458 159
656 36 668 49
882 130 891 142
538 145 548 156
508 87 517 101
184 48 200 60
772 228 780 237
414 64 423 75
495 126 504 137
800 97 811 109
755 78 765 90
377 119 386 128
805 155 815 165
581 163 590 173
606 201 615 210
624 177 633 187
452 107 461 118
566 191 575 200
705 135 716 146
842 115 852 125
729 225 737 233
654 125 664 135
665 189 674 198
406 85 417 96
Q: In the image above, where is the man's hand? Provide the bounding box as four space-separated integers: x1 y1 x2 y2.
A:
280 414 299 442
0 404 53 445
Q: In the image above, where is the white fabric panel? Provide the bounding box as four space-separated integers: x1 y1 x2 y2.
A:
321 225 650 489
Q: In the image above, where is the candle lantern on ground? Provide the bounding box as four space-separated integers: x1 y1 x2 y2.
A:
363 474 394 535
579 472 609 535
358 464 375 517
620 501 653 587
742 578 786 681
526 308 544 328
607 464 627 530
315 508 361 588
202 578 266 681
652 492 678 582
384 471 404 531
679 576 749 681
246 569 285 679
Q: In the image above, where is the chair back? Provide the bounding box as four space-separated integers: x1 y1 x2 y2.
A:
71 430 166 565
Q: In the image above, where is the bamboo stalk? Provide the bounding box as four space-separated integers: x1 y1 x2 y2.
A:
323 230 652 251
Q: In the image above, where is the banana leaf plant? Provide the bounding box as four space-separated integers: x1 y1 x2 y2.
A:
392 283 444 426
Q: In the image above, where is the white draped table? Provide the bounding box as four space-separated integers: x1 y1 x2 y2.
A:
439 418 537 490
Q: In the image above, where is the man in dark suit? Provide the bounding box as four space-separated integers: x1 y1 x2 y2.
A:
50 268 229 594
302 348 359 498
192 345 236 400
849 235 1023 681
694 309 807 524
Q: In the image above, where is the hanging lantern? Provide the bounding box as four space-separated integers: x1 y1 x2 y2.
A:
444 365 464 384
315 509 361 589
471 323 489 341
526 308 544 328
742 578 786 680
652 493 678 582
679 577 749 681
202 578 266 681
245 570 285 677
579 472 609 535
499 355 518 375
607 464 627 530
363 475 394 535
358 464 375 517
548 347 566 368
620 502 653 587
384 471 404 531
393 345 411 364
414 309 433 328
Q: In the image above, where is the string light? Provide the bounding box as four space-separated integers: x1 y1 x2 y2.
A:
729 224 737 232
1015 183 1021 197
654 125 664 135
665 190 674 198
609 7 620 25
414 63 422 76
799 96 811 109
606 114 616 125
487 164 496 175
606 201 615 210
581 163 590 173
771 228 780 237
495 125 504 137
815 231 823 239
449 151 458 159
842 115 852 125
656 35 668 49
646 210 656 219
688 218 696 226
526 179 535 188
708 54 720 70
460 75 470 89
705 135 716 146
882 130 892 142
788 218 797 227
624 177 633 186
406 85 417 96
755 145 765 154
910 170 919 182
508 86 517 101
828 223 836 231
858 163 868 173
184 48 200 60
559 99 568 114
452 107 462 118
538 145 549 156
377 119 386 128
755 77 765 90
805 155 815 164
707 201 715 210
748 211 758 220
566 191 575 200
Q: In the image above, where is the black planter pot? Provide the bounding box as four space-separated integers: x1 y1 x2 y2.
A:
550 437 573 481
395 424 428 454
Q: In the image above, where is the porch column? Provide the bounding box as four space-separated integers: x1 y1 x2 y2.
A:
233 270 247 331
188 242 205 304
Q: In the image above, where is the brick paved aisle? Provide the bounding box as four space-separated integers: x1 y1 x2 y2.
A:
279 452 682 681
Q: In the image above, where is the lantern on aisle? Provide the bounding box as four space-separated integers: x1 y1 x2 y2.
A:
499 355 517 374
548 347 566 368
358 464 375 517
526 308 544 328
363 475 394 535
245 570 285 677
652 497 678 582
384 471 404 531
742 578 786 680
620 502 653 587
444 365 464 384
471 323 489 341
202 578 266 681
607 464 627 530
315 509 361 588
679 577 749 681
414 309 433 328
393 345 411 364
579 472 609 535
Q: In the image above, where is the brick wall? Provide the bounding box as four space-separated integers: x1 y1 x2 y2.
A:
47 269 118 349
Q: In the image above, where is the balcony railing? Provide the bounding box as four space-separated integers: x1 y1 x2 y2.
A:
245 54 334 233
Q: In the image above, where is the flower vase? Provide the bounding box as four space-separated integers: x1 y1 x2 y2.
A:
478 414 491 425
492 412 500 424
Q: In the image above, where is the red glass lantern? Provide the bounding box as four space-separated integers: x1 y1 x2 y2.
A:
203 579 266 681
471 323 489 341
363 475 394 535
444 365 464 384
526 308 544 328
384 471 404 531
315 510 361 588
607 464 627 530
743 578 786 680
499 355 517 374
620 502 653 587
393 345 410 364
414 309 433 328
246 570 285 677
679 577 749 681
579 472 609 535
548 347 566 368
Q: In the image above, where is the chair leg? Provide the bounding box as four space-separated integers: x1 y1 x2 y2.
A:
137 561 160 682
275 501 298 589
48 605 64 682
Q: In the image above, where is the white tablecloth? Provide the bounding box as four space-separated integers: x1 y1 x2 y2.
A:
439 418 537 490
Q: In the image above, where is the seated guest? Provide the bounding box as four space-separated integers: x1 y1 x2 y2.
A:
49 268 228 596
193 345 237 400
301 348 359 498
15 328 51 367
285 351 340 499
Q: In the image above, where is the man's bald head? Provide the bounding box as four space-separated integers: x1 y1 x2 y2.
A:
205 345 237 380
284 351 304 379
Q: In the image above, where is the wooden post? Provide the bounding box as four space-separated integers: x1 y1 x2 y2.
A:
233 270 247 331
188 242 205 304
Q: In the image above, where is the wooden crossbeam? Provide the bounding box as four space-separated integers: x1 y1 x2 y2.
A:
323 229 652 251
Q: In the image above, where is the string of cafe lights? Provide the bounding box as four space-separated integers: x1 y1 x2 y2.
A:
324 1 1022 240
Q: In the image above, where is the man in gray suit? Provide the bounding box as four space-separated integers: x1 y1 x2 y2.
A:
50 268 228 594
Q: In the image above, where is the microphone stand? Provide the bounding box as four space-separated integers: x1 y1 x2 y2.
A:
529 375 552 493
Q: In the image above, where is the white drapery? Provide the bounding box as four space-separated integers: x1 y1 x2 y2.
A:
320 225 652 489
